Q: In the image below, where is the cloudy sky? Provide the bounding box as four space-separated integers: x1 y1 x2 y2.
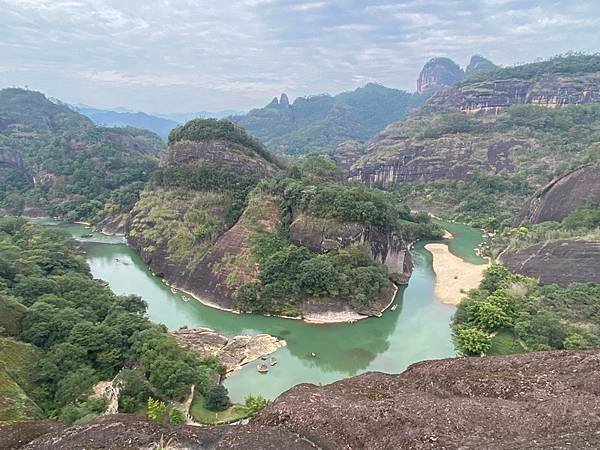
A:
1 0 599 113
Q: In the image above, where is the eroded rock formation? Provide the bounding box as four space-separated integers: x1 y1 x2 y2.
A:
417 57 464 95
171 327 286 375
500 239 600 286
517 164 600 224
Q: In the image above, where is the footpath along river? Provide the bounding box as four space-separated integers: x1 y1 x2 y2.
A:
42 219 487 403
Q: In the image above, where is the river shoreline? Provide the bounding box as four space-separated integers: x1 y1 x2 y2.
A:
424 242 488 305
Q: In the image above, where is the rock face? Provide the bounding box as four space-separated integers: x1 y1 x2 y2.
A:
517 164 600 224
500 239 600 286
9 350 600 449
465 54 497 75
289 213 413 283
416 57 464 94
254 350 600 449
428 72 600 115
171 327 286 375
279 93 290 107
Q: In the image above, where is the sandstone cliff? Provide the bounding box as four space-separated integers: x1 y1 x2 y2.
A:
416 57 464 94
289 213 412 283
517 163 600 224
465 54 497 75
499 239 600 286
6 350 600 449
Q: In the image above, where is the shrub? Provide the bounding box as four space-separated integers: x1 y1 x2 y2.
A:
455 325 492 355
169 408 186 425
204 385 231 412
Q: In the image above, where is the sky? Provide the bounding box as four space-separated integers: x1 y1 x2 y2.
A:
1 0 599 114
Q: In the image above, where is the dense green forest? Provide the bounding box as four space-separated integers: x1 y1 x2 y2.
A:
0 88 164 223
0 215 226 423
232 83 421 156
453 265 600 356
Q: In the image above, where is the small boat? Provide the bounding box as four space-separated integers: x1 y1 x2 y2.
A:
261 356 267 361
182 296 190 302
170 287 177 294
257 364 269 374
80 234 93 238
270 357 278 366
310 352 316 358
390 304 398 311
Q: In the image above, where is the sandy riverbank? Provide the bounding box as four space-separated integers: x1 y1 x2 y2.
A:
424 243 488 306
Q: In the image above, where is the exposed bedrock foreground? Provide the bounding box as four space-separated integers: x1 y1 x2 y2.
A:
3 350 599 449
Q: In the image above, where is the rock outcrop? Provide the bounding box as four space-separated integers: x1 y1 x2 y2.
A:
8 350 600 449
500 239 600 286
465 54 497 75
289 213 412 283
428 72 600 115
416 57 464 94
279 93 290 107
517 163 600 224
171 327 286 375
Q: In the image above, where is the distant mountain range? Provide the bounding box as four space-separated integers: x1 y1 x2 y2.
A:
75 106 245 140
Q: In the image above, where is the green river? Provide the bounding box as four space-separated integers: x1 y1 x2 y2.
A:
42 220 487 403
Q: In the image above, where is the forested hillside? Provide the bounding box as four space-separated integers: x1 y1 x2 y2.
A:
0 215 225 423
0 89 165 227
232 83 421 156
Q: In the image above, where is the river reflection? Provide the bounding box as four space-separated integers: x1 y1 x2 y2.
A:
40 222 475 402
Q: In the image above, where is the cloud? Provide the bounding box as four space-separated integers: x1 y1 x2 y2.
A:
0 0 599 112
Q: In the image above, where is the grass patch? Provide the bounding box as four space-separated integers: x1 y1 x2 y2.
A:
489 329 526 356
189 393 248 425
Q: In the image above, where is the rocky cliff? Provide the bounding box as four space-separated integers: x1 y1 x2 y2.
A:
6 350 600 449
499 239 600 286
416 57 464 94
428 72 600 115
465 54 497 75
289 213 412 283
517 163 600 224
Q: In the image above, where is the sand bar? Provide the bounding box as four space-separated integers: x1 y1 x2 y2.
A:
424 243 488 305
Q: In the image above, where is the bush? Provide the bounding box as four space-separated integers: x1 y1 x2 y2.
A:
244 395 268 417
455 325 492 355
147 397 167 423
169 408 186 425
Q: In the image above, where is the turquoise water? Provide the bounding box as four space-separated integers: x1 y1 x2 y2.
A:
41 220 485 403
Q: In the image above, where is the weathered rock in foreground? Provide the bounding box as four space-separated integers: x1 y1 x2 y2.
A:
500 239 600 286
254 350 600 449
517 163 600 225
171 327 286 374
7 350 600 449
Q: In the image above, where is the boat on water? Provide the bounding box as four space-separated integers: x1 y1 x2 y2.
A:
182 296 190 302
80 234 93 238
257 364 269 373
270 357 278 366
390 304 398 311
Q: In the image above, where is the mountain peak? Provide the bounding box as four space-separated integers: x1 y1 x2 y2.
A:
466 54 497 74
417 57 464 94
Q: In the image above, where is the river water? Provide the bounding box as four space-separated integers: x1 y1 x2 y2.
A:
42 220 486 403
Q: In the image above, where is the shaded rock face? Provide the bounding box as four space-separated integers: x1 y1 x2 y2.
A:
517 164 600 224
279 93 290 107
417 57 464 94
171 327 286 375
167 139 276 177
500 239 600 286
7 350 600 449
465 54 497 74
350 134 530 185
0 149 26 171
289 213 413 283
254 350 600 449
429 72 600 115
328 140 369 172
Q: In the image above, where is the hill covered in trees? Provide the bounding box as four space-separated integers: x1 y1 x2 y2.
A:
0 215 226 424
0 89 165 228
231 83 421 156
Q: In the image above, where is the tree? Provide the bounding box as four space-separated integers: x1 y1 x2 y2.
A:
169 408 186 425
147 397 167 423
244 395 268 417
455 325 492 355
205 384 231 412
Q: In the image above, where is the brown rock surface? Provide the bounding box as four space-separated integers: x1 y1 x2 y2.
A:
417 57 464 95
171 327 286 374
499 239 600 286
517 164 600 224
